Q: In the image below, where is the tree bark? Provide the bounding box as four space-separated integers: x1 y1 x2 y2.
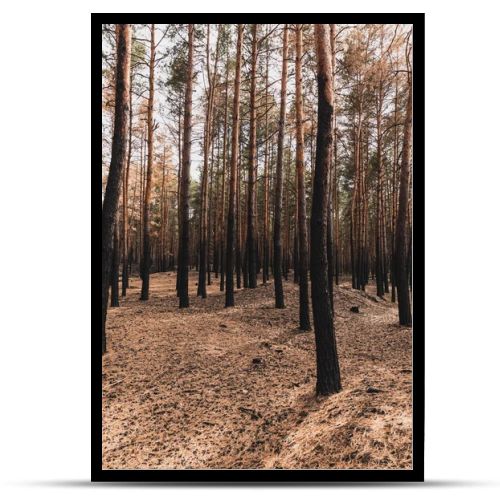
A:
198 24 221 298
121 67 133 296
375 58 387 298
225 24 243 307
326 23 336 310
219 48 230 292
178 24 194 308
394 76 412 326
111 224 120 307
311 24 341 395
140 24 155 301
246 24 259 289
102 24 131 354
295 24 311 331
273 23 288 309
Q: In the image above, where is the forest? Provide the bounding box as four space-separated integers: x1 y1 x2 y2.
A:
101 23 413 470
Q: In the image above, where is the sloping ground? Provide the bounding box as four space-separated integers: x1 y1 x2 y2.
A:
102 271 412 470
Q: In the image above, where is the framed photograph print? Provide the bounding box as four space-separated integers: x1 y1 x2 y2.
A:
94 13 424 482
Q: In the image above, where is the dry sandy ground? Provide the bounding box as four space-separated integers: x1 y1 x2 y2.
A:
102 271 412 470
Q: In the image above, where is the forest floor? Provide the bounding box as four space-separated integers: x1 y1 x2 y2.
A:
102 271 412 470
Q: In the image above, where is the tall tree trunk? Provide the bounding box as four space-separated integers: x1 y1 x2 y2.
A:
333 111 340 285
225 24 243 307
326 23 336 310
394 77 412 326
140 24 155 301
198 24 221 298
219 49 230 292
246 24 258 289
283 135 292 281
391 75 399 303
122 67 133 296
207 135 216 285
159 144 168 272
102 24 131 354
375 69 386 297
273 23 288 309
295 24 311 331
311 24 341 396
236 139 242 289
138 129 144 273
176 103 183 293
262 33 270 284
178 24 194 308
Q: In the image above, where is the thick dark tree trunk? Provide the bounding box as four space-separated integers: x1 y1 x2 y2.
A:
225 24 243 307
178 24 194 308
394 77 412 326
102 24 131 355
273 23 288 309
311 24 341 396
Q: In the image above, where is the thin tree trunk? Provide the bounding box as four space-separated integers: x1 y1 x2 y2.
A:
198 24 221 298
333 112 340 285
262 32 270 284
273 23 288 309
176 104 183 293
295 24 311 330
246 24 258 289
375 58 387 298
391 76 399 302
121 68 133 296
225 24 243 307
140 24 155 301
219 48 230 292
326 23 336 309
236 139 242 289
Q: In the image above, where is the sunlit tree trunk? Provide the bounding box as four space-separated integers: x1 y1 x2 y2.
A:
262 34 270 284
219 49 230 292
121 67 133 296
198 24 221 298
140 24 155 301
273 23 288 309
225 24 243 307
246 24 259 289
295 24 311 330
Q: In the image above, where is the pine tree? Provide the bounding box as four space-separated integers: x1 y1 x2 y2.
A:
102 24 131 354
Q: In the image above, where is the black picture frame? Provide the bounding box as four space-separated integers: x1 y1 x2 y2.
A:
93 13 424 483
